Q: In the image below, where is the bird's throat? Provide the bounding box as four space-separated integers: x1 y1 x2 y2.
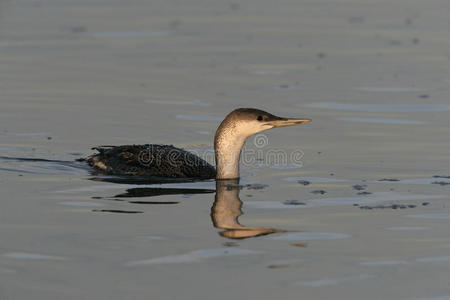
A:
214 129 246 179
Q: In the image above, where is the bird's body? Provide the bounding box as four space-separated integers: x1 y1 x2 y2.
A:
85 144 216 178
83 108 310 180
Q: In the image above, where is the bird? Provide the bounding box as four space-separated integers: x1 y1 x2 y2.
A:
82 108 311 180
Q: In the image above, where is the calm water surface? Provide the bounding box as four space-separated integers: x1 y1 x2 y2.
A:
1 0 450 299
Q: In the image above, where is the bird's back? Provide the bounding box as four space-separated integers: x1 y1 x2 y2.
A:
84 144 216 179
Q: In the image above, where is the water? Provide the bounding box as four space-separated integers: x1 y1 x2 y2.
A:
1 0 450 299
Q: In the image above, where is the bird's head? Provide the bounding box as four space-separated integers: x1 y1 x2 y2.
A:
220 108 311 138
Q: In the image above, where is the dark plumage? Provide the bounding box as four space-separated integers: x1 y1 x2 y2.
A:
84 144 216 179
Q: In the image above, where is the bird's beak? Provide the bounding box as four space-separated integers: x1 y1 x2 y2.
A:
265 117 312 128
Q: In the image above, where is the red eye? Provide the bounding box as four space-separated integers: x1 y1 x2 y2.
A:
257 115 263 121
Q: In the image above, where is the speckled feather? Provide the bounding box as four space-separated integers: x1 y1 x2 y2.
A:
85 144 216 178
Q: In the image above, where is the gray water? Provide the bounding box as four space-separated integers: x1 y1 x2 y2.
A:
1 0 450 299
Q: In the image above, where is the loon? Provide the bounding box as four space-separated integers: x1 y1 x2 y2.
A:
84 108 311 179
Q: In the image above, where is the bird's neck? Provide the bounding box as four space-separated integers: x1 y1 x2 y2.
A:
214 125 246 179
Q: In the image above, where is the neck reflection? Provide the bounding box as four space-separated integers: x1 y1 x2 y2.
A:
211 179 285 239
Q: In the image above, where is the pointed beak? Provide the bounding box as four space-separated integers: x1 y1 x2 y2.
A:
265 117 312 128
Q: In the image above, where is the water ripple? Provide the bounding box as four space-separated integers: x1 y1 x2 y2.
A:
125 248 260 266
304 103 450 112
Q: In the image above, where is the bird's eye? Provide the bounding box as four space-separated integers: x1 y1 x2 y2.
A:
257 115 263 121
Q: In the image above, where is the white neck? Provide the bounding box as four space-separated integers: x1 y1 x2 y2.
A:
214 127 247 179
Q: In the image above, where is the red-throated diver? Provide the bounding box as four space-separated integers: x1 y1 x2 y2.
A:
83 108 311 179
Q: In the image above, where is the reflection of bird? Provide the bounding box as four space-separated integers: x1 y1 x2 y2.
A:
211 179 286 239
82 108 310 179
